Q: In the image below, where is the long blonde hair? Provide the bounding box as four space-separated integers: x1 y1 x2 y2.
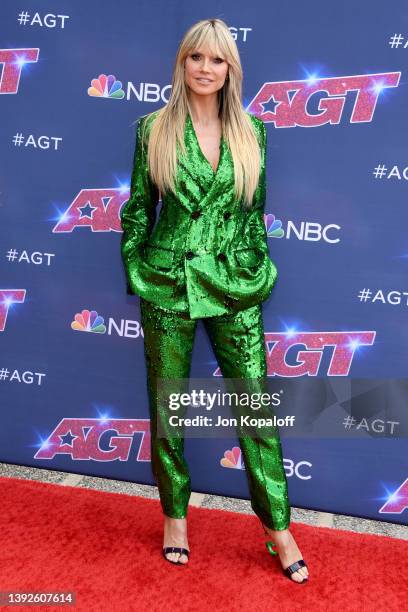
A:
138 18 262 210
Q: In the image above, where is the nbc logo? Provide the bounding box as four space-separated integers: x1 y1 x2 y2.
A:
71 309 106 333
88 74 124 99
220 446 245 469
265 213 284 238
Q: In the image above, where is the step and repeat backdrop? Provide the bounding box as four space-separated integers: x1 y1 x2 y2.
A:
1 0 407 525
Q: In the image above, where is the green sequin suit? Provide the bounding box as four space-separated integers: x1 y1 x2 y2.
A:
120 109 290 530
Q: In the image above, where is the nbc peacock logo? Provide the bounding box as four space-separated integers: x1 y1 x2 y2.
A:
265 213 284 238
87 74 125 99
220 446 245 470
71 309 106 334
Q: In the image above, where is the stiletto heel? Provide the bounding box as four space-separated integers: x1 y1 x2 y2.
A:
261 523 308 583
262 525 278 556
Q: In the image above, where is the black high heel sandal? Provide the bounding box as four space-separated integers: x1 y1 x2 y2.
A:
262 525 308 583
162 546 190 565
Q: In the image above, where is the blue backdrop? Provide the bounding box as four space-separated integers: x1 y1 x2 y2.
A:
1 0 407 524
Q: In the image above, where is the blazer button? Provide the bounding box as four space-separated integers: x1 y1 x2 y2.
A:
185 251 195 259
223 211 231 220
191 210 201 219
217 253 226 262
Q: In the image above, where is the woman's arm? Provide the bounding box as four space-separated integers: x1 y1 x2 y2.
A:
247 118 269 255
120 115 160 294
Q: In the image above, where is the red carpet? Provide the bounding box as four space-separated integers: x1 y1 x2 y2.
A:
0 475 407 611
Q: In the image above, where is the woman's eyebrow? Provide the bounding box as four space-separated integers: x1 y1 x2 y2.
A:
192 49 223 58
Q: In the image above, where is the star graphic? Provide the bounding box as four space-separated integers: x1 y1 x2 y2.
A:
59 430 77 446
78 202 97 219
260 97 281 115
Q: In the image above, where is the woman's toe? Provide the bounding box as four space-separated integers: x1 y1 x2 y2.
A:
294 569 307 582
300 563 309 577
290 570 303 583
299 567 308 579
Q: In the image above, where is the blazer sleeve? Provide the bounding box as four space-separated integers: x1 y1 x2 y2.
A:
247 118 269 255
120 115 160 295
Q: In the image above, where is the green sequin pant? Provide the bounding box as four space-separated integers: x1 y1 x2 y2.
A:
139 297 290 531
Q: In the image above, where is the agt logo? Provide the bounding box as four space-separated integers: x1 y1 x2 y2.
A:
35 417 151 461
248 72 401 127
213 330 376 377
52 188 126 232
265 214 341 243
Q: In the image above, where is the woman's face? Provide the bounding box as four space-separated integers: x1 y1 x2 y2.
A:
184 46 229 96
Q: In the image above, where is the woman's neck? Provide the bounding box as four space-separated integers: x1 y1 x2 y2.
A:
187 94 220 125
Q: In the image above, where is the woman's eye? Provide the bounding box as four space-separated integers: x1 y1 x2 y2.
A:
191 54 224 63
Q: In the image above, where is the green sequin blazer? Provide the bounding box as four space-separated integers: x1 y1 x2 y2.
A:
120 110 278 319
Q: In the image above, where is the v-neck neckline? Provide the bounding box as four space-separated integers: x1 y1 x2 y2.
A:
187 112 224 176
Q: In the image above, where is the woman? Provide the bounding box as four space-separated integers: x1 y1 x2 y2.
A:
120 18 309 584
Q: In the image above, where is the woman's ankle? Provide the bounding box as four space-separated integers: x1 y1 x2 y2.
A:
164 514 187 521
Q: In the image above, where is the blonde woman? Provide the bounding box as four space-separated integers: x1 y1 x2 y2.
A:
120 18 309 584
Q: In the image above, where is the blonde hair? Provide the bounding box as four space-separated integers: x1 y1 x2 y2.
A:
138 17 263 210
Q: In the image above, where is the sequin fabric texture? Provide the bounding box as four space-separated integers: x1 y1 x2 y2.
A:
120 110 278 320
140 296 290 530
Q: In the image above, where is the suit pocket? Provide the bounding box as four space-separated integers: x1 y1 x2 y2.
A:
144 244 175 270
234 247 262 268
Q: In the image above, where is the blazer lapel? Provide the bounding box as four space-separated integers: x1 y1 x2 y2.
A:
177 113 231 207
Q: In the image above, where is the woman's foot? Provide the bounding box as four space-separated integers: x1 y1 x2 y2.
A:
262 524 309 583
163 515 189 564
